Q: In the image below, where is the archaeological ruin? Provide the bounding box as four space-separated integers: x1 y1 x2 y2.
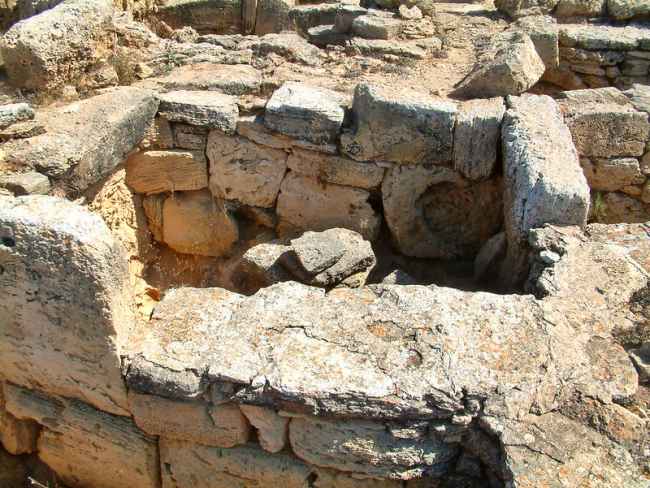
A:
0 0 649 486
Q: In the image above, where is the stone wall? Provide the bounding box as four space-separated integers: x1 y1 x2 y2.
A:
0 193 648 487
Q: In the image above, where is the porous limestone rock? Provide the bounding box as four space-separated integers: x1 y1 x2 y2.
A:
239 405 289 453
143 193 165 242
341 83 456 164
2 87 158 193
334 4 366 33
206 130 288 208
287 148 384 189
173 124 207 150
0 171 50 195
454 31 546 98
0 196 134 416
126 149 208 195
140 117 174 150
255 32 323 65
276 173 381 241
162 190 238 257
141 63 262 95
511 15 559 69
161 440 313 488
0 0 114 90
128 392 250 447
5 384 159 488
591 191 650 223
234 241 293 294
0 103 34 129
580 157 646 191
264 82 346 145
501 95 590 285
607 0 650 19
290 415 458 480
151 0 242 33
254 0 295 35
0 385 38 456
494 0 559 18
382 165 503 259
555 0 606 16
158 90 239 133
559 88 650 158
453 97 505 181
349 38 428 59
351 14 402 40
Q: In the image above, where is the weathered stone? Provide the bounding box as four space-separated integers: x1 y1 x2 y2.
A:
142 193 165 242
207 131 287 208
334 4 366 33
255 32 323 66
629 342 650 381
161 440 313 488
351 14 402 40
473 231 507 282
625 82 650 115
289 230 347 275
622 58 650 77
234 241 293 293
502 95 590 285
0 196 134 416
158 90 238 132
126 149 208 195
0 120 46 142
254 0 295 35
151 0 241 33
308 25 349 47
128 392 250 447
608 0 650 19
494 0 559 18
559 88 650 158
290 416 458 480
512 15 559 69
240 405 288 453
342 83 456 164
0 103 34 129
0 0 114 90
2 87 158 193
398 4 422 19
277 173 381 241
289 2 340 33
559 24 650 51
162 190 238 257
591 191 650 223
0 171 50 196
581 157 645 191
141 63 262 95
5 384 159 488
264 82 346 145
0 385 38 456
555 0 606 16
560 48 625 67
454 32 546 98
453 98 505 181
349 38 428 59
125 354 207 401
382 165 503 259
287 148 384 189
172 123 207 150
140 116 174 150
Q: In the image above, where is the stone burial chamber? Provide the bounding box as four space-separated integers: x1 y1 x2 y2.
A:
0 0 649 486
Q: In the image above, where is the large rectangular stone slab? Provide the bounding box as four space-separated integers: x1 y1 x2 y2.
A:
126 149 208 195
502 94 590 284
2 87 158 194
341 83 457 164
0 196 134 416
158 90 239 133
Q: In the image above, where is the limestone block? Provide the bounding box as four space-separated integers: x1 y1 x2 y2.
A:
140 116 174 150
559 88 650 158
0 103 34 129
289 2 340 34
265 82 346 145
0 196 134 416
5 384 159 488
607 0 650 19
173 123 207 150
143 194 165 242
287 148 384 189
512 15 559 69
0 385 38 456
592 191 650 223
255 32 323 66
334 4 366 33
351 14 402 40
502 95 590 284
2 87 158 193
207 131 288 208
276 173 381 241
308 25 349 48
341 83 457 164
0 171 50 196
254 0 295 35
382 165 503 259
234 241 293 294
581 157 646 191
239 405 288 453
161 440 313 488
555 0 605 16
453 97 505 181
289 416 458 480
162 190 238 257
151 0 241 33
350 38 428 59
126 149 208 195
558 24 650 51
128 392 250 447
494 0 559 18
454 32 546 98
0 0 114 90
158 90 239 133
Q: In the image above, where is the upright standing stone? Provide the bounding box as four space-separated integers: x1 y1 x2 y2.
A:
501 95 590 286
0 196 135 416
